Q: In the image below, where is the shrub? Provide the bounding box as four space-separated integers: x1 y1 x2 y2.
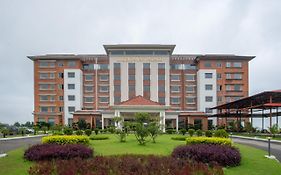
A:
29 155 223 175
42 135 89 145
89 135 109 140
52 130 64 135
84 129 92 136
179 129 187 135
94 128 99 135
24 144 93 161
172 144 241 167
188 129 195 137
76 130 83 135
205 130 213 137
186 137 232 146
171 136 187 141
214 129 229 138
196 129 203 136
166 128 176 134
63 127 73 135
134 123 149 145
115 129 126 142
148 122 161 143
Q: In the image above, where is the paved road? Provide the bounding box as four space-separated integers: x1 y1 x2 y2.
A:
232 137 281 162
0 136 43 153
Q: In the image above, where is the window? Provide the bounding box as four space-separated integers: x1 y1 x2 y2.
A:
158 85 165 92
39 73 49 79
143 85 150 92
217 96 222 102
99 74 109 81
59 107 64 112
205 84 213 90
128 63 135 69
99 97 109 103
114 96 121 104
233 96 242 101
59 96 64 101
170 64 181 70
233 62 242 68
68 61 76 67
185 74 195 81
85 85 93 92
68 72 75 78
186 86 195 92
68 95 75 101
40 106 48 112
226 73 232 79
57 62 64 67
58 73 64 78
50 73 55 79
114 75 121 80
50 96 55 101
171 97 180 104
68 84 75 89
171 74 180 81
158 63 165 69
50 107 55 112
39 62 49 67
84 97 93 103
226 85 231 91
114 63 120 69
114 85 120 92
233 73 242 80
205 96 213 102
234 84 242 91
158 75 165 80
205 73 213 79
226 62 231 68
99 64 109 70
205 108 212 114
143 63 150 69
129 85 135 92
217 85 222 92
226 97 232 102
216 62 222 67
39 84 49 90
99 86 109 92
68 106 75 112
39 95 48 101
158 97 165 104
83 64 94 70
186 97 195 104
143 75 150 80
171 86 180 92
204 62 211 68
184 64 196 70
129 75 135 80
217 73 222 79
58 84 63 90
85 74 93 81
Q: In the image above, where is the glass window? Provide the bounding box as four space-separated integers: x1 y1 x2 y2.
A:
226 97 232 102
39 62 49 67
226 62 231 68
39 84 49 90
83 64 94 70
84 97 93 102
68 95 75 101
68 84 75 89
59 107 64 112
114 96 121 104
68 61 76 67
143 75 150 80
171 74 180 81
99 97 109 103
216 62 222 67
186 86 195 92
205 73 213 79
158 75 165 80
59 96 64 101
186 97 195 103
40 106 48 112
57 62 64 67
114 85 120 92
128 63 135 69
129 85 135 91
205 84 213 90
205 96 213 102
39 95 48 101
50 96 55 101
233 73 242 80
233 62 242 68
217 73 221 79
114 75 121 80
170 64 181 70
143 85 150 92
68 106 75 112
217 85 222 92
99 74 109 81
226 85 231 91
68 72 75 78
234 84 242 91
50 106 55 112
158 85 165 92
233 96 242 101
158 63 165 69
99 64 109 70
205 108 212 113
99 86 109 92
85 74 93 81
111 50 124 55
158 97 165 104
85 85 93 92
204 62 211 68
217 96 222 102
154 51 169 55
57 84 63 90
185 74 195 81
58 73 64 78
114 63 121 69
129 75 135 80
171 86 180 92
226 73 232 79
171 97 180 104
50 73 55 79
39 73 49 79
143 63 150 69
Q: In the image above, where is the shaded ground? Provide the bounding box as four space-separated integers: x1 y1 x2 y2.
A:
232 137 281 162
0 136 43 153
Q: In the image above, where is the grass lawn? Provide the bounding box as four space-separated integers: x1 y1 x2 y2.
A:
0 134 280 175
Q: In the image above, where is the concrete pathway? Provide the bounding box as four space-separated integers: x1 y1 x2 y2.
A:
0 135 44 153
232 137 281 162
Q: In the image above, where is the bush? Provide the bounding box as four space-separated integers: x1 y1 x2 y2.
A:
179 129 187 135
134 123 149 145
52 131 64 135
214 129 229 138
188 129 195 137
166 128 176 134
24 144 93 161
63 127 73 135
29 155 223 175
171 136 187 141
76 130 83 135
205 130 213 137
196 129 203 136
84 129 92 136
115 129 126 142
89 135 109 140
172 144 241 167
148 122 161 143
42 135 89 145
186 137 232 146
94 128 99 135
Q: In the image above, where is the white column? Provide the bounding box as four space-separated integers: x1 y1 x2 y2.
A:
101 115 104 130
160 111 166 132
114 110 121 129
176 117 179 132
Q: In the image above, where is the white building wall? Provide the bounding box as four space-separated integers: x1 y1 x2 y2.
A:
197 69 217 125
64 69 83 125
150 62 158 102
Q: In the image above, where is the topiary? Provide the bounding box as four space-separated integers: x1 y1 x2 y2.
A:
188 129 195 137
85 129 92 136
94 128 99 135
214 129 229 138
196 129 203 136
179 129 187 135
76 130 83 135
205 130 213 137
63 127 73 135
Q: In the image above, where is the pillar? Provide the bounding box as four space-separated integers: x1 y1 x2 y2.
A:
176 116 178 132
101 115 104 130
160 111 166 132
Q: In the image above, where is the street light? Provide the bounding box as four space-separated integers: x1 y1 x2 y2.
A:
267 137 271 157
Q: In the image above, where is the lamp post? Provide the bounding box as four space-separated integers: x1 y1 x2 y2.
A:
267 137 271 157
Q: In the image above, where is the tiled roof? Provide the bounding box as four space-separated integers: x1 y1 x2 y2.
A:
118 95 162 106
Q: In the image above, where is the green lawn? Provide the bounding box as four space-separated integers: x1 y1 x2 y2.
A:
0 134 280 175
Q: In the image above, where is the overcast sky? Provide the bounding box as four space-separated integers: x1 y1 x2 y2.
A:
0 0 281 124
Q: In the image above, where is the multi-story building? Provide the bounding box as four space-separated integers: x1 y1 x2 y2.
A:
28 44 254 130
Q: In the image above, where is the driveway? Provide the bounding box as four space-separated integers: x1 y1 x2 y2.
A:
232 137 281 162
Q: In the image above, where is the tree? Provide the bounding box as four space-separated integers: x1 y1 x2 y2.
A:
134 122 150 145
77 119 88 130
148 122 161 143
244 122 253 133
1 128 9 138
269 124 279 138
14 122 21 127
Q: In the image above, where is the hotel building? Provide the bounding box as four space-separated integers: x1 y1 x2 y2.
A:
28 44 254 131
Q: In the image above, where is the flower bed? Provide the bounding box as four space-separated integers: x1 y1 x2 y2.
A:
24 144 93 161
172 144 241 167
29 155 223 175
42 135 89 145
186 136 232 146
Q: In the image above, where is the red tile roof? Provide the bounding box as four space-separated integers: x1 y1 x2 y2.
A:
118 95 163 106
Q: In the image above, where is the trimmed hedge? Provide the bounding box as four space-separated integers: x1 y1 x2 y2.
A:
24 144 93 161
186 136 232 146
172 144 241 167
89 135 109 140
171 136 187 141
42 135 89 145
214 129 229 138
29 155 223 175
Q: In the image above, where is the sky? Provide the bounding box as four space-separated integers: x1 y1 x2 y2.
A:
0 0 281 125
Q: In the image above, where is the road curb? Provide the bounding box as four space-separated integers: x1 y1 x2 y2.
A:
231 135 281 145
0 134 47 141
